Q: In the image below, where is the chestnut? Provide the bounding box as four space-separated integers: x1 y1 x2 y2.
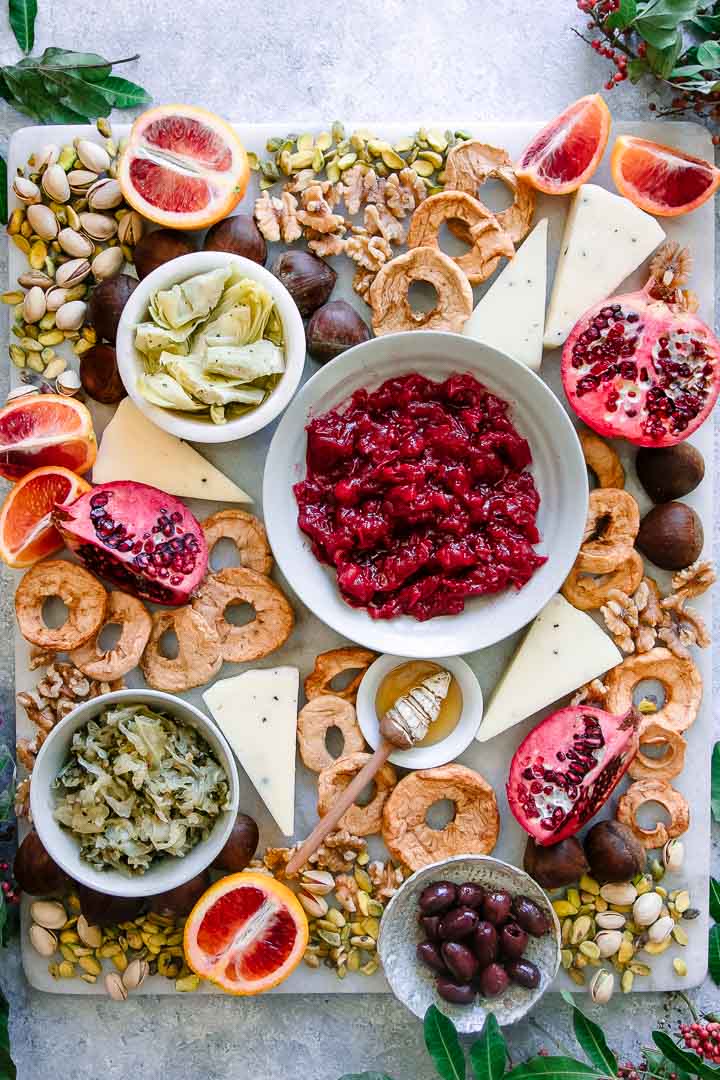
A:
636 502 704 571
211 813 259 872
523 835 590 890
306 300 371 363
87 274 137 345
13 830 68 896
204 215 266 265
149 871 210 918
636 444 705 504
584 820 645 883
80 344 126 404
133 229 195 280
272 250 336 317
76 883 144 927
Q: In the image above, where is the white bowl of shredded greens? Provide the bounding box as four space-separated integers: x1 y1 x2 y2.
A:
116 251 306 443
30 690 239 898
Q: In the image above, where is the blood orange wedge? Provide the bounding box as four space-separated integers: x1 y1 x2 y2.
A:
184 872 308 995
0 466 91 568
611 135 720 217
118 105 250 230
516 94 611 194
0 394 96 481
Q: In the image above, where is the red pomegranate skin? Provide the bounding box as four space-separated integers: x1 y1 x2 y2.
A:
506 705 639 846
561 267 720 448
53 480 208 606
293 373 546 621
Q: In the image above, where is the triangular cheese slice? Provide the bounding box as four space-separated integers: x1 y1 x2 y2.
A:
463 219 548 371
93 398 252 503
543 184 665 349
203 667 299 836
476 594 622 742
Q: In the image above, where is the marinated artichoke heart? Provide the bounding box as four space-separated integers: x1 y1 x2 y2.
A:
134 266 285 424
380 669 452 749
53 704 230 874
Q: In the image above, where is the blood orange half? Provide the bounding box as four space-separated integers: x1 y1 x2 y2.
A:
118 105 250 230
611 135 720 217
516 94 611 194
0 466 91 568
184 872 308 995
0 394 96 481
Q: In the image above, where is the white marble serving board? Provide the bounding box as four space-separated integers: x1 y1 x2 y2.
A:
8 120 714 996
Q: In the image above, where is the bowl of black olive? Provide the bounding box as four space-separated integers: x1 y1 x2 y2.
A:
377 855 561 1031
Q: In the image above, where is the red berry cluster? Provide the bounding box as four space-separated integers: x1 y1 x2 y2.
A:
680 1021 720 1063
0 860 19 904
618 1064 678 1080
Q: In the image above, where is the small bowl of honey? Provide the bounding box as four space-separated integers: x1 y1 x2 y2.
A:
356 655 483 768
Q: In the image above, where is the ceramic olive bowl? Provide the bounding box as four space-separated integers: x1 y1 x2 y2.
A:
377 854 561 1032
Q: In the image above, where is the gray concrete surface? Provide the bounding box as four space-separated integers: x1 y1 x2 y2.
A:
1 2 719 1077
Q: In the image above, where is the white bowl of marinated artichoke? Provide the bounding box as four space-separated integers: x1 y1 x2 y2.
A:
30 689 240 898
116 251 306 443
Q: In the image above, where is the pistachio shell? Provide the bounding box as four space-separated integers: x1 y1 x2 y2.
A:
18 270 54 290
122 958 149 991
662 839 684 873
67 169 98 195
44 287 69 312
79 212 117 242
648 915 674 943
633 892 663 927
55 300 87 331
13 177 42 204
91 246 124 281
30 900 67 930
56 369 82 396
42 164 70 204
589 968 614 1004
55 258 91 288
26 204 59 241
104 971 128 1001
599 882 637 906
30 924 58 957
36 144 60 170
22 286 47 324
595 911 625 930
75 139 111 174
594 929 623 957
87 177 122 210
117 211 143 246
57 228 94 258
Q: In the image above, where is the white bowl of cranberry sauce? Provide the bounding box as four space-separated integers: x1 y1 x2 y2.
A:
378 855 561 1032
263 331 588 658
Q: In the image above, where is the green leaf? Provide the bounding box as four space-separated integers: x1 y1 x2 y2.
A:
643 1048 692 1080
506 1058 606 1079
0 988 14 1080
27 48 112 82
469 1015 507 1080
671 63 710 75
635 0 701 49
710 924 720 986
98 74 151 108
710 878 720 923
0 155 6 227
653 1031 720 1079
606 0 637 28
338 1074 395 1080
568 1000 618 1075
693 12 720 31
8 0 37 53
712 743 720 824
43 70 114 116
424 1006 466 1080
697 40 720 67
647 34 684 77
627 57 651 81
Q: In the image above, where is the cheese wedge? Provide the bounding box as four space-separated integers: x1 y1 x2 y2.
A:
93 398 252 503
203 667 299 836
463 219 548 371
543 184 665 349
476 594 622 743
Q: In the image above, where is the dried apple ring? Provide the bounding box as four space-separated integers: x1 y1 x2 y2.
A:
192 566 294 664
576 488 640 574
382 764 499 872
628 721 687 782
579 430 625 489
69 591 152 681
615 779 689 849
317 751 397 836
407 191 514 285
140 606 222 693
297 695 366 773
562 550 644 611
202 510 272 576
15 560 107 651
368 247 473 335
442 141 536 244
304 647 377 704
604 646 702 734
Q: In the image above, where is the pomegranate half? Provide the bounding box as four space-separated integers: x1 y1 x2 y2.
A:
561 243 720 447
506 704 639 846
54 480 208 606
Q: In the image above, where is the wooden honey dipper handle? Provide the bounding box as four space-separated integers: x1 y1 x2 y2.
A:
285 740 394 877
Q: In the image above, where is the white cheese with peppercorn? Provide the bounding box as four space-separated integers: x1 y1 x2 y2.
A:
543 184 665 348
93 398 251 502
463 218 548 371
203 667 299 836
476 593 622 742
